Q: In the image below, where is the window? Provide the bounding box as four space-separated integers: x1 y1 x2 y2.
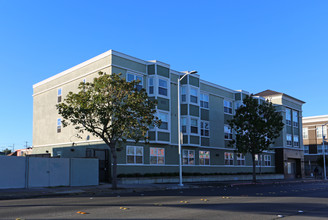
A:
150 147 165 164
224 100 233 114
158 112 169 130
199 151 210 165
158 79 168 96
57 88 62 103
224 125 232 140
304 145 309 154
200 93 209 108
127 73 143 90
190 118 198 134
317 126 327 139
181 86 187 102
255 154 263 166
126 146 143 164
201 121 209 137
183 150 195 165
236 153 245 166
293 135 299 147
190 87 198 104
318 145 323 154
293 111 299 127
264 155 271 166
57 118 62 133
303 128 308 139
286 109 291 126
181 117 187 133
224 152 234 165
287 134 292 146
148 78 154 95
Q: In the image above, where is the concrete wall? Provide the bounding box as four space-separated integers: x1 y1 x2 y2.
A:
70 158 99 186
0 156 98 189
0 156 26 189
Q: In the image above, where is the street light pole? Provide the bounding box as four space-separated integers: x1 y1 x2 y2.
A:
322 123 328 180
178 70 197 187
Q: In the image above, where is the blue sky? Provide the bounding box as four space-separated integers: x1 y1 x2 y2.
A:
1 0 328 149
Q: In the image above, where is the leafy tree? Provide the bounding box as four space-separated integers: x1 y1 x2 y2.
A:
228 95 284 182
1 148 12 155
57 72 160 189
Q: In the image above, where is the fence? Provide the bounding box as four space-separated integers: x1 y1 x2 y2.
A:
0 156 98 189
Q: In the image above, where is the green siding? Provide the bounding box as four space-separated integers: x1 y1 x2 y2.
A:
200 83 234 100
189 105 199 117
181 104 188 115
189 76 199 87
286 126 292 134
209 95 224 147
157 97 170 111
190 135 200 145
112 66 127 76
148 131 155 141
182 135 188 144
235 93 241 100
224 114 233 124
180 76 187 85
201 137 210 146
157 65 170 78
282 98 303 111
201 109 209 121
147 64 155 75
112 55 146 73
294 127 300 135
158 132 170 142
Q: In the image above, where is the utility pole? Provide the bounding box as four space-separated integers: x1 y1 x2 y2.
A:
25 141 28 148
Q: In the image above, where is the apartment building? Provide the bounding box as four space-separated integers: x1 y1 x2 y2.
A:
32 50 305 180
302 115 328 176
255 90 305 178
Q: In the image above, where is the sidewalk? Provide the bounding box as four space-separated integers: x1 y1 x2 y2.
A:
0 178 324 200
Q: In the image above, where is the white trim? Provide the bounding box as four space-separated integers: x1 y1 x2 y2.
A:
147 60 170 69
157 76 170 98
126 145 144 164
149 147 165 165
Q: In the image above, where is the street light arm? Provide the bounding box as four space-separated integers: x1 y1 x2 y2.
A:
179 71 198 82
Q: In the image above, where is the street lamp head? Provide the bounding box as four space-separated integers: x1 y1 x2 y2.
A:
188 70 198 75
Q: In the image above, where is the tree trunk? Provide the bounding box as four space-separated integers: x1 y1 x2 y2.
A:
252 153 256 183
110 144 118 189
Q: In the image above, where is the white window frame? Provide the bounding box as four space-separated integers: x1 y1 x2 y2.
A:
224 125 233 140
199 150 210 166
224 100 233 115
286 134 292 146
190 117 199 134
57 118 62 133
255 154 263 166
224 152 234 165
303 128 308 139
183 149 195 165
200 92 209 109
264 155 271 166
148 77 154 95
126 72 143 90
292 111 299 128
158 77 169 97
286 109 291 126
189 86 199 105
236 153 245 166
181 117 187 134
57 88 62 103
158 111 170 131
201 121 210 137
293 135 299 147
317 126 327 139
126 146 144 164
150 147 165 165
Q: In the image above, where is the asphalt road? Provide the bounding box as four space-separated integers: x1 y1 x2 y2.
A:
1 181 328 219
